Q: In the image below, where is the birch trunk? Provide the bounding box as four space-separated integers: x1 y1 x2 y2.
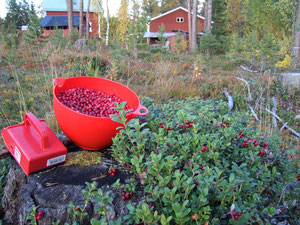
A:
292 0 300 67
105 0 109 45
191 0 197 52
188 0 192 52
86 0 90 39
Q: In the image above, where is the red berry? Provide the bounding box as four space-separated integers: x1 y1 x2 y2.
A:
111 172 115 176
276 160 280 164
179 125 184 129
57 88 132 118
194 180 199 186
37 210 43 216
239 132 244 138
35 215 42 221
263 143 268 149
253 140 259 146
112 168 116 173
201 146 208 152
122 196 126 201
129 191 133 197
76 207 81 211
297 175 300 182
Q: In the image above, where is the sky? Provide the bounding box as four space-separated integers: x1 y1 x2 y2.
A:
0 0 122 19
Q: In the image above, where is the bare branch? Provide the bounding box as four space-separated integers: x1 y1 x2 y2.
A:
224 89 234 111
265 108 300 137
236 76 253 101
240 65 258 73
280 122 288 132
248 104 260 122
272 97 278 129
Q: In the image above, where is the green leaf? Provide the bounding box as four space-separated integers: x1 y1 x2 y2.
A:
90 218 101 225
161 214 172 225
229 173 235 183
267 206 276 216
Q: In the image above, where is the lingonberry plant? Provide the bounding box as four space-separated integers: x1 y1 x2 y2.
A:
111 97 299 224
26 205 42 225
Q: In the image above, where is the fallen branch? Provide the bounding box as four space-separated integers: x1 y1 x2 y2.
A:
272 97 278 129
236 76 253 101
248 104 260 122
280 122 288 132
265 108 300 137
224 89 234 111
240 65 258 73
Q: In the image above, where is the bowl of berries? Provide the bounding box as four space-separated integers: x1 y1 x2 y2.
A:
53 77 148 150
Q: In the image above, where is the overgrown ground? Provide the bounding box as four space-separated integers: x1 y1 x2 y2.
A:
0 36 299 224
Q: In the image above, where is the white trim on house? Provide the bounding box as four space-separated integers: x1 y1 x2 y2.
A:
150 6 205 21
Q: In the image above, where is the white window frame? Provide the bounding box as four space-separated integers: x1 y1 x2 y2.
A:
176 17 184 23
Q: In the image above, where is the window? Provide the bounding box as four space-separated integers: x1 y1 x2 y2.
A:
176 17 184 23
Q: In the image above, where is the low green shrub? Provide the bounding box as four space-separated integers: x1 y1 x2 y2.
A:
111 98 299 224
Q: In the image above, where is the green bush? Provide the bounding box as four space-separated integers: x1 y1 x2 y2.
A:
111 98 299 224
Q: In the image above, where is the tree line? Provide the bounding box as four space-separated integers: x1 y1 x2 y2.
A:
1 0 299 64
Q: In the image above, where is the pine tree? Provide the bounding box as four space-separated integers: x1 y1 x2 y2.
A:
23 13 48 47
4 0 37 29
117 0 130 42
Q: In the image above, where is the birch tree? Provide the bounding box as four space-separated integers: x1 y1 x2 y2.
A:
292 0 300 67
117 0 130 42
105 0 109 45
188 0 192 51
86 0 90 38
190 0 198 52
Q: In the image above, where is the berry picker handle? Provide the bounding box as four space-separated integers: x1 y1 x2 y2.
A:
53 78 66 87
132 105 148 117
24 113 49 149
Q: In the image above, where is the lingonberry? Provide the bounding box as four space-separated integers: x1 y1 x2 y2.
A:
57 87 132 118
159 123 166 128
201 146 208 152
258 151 266 157
239 132 244 138
253 140 259 146
179 125 184 129
276 160 280 164
166 127 172 132
35 215 42 221
263 143 268 149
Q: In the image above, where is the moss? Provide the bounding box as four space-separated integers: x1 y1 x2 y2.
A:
64 151 103 167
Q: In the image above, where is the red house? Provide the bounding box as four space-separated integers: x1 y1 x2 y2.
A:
144 7 205 47
41 0 99 38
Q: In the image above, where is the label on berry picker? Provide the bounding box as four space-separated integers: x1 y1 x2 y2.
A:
14 146 21 163
47 155 66 167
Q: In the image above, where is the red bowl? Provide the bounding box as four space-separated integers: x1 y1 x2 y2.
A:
53 77 148 150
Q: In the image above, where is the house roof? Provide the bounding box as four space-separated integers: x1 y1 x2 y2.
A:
151 6 205 21
42 0 95 12
144 32 177 38
40 15 82 27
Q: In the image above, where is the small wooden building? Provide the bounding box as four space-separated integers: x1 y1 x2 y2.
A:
144 7 205 47
42 0 99 38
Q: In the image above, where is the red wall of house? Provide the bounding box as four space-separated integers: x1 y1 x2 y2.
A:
149 8 204 33
46 11 99 38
